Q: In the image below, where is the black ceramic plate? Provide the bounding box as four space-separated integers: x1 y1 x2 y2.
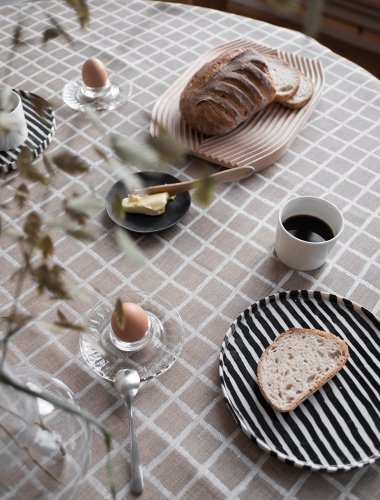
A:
220 290 380 472
105 171 191 233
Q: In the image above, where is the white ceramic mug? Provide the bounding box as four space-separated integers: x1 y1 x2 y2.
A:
274 196 344 271
0 88 28 151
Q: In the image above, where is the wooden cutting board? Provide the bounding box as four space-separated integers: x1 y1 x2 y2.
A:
150 39 324 171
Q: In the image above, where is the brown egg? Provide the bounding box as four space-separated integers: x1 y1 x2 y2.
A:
111 302 149 342
82 58 108 88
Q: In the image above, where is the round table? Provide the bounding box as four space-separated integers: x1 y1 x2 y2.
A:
1 1 379 498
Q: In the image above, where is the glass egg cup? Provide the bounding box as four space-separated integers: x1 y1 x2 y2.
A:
0 365 90 500
62 79 132 112
80 291 183 383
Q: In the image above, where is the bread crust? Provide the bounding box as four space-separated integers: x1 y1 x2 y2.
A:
257 328 349 412
179 47 276 136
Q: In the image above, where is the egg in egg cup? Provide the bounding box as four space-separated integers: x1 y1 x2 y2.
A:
62 57 132 111
80 291 183 382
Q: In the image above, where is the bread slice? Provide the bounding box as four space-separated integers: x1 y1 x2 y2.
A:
265 56 300 102
257 328 349 412
281 73 314 109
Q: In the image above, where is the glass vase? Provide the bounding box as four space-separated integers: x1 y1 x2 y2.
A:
0 361 90 499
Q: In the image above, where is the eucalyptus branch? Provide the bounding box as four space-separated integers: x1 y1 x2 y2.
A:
0 1 119 497
0 314 31 346
0 255 29 369
1 3 191 498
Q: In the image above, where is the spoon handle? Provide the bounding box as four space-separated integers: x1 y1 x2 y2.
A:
133 165 255 196
128 405 144 495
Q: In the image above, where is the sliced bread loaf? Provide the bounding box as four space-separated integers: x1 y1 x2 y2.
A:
265 55 300 102
179 47 276 136
257 328 349 412
281 73 314 109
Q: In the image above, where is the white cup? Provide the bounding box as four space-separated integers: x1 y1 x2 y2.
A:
274 196 344 271
0 89 28 151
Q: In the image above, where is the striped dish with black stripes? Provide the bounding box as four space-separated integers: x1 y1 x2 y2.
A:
0 90 56 174
220 290 380 471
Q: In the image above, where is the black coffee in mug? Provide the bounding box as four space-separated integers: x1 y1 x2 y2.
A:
283 214 334 243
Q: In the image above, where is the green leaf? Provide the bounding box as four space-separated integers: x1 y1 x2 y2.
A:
304 0 325 36
23 211 41 243
42 213 69 231
111 192 124 221
66 194 104 218
93 146 109 162
42 27 61 44
150 124 186 165
12 23 25 48
193 176 215 206
113 298 125 331
1 311 32 339
64 194 103 225
48 16 73 44
65 228 95 241
42 213 93 240
64 0 90 29
14 183 30 208
33 263 70 299
57 309 66 322
64 205 87 225
38 234 54 259
16 147 47 184
111 134 159 169
93 145 138 185
43 154 54 176
54 308 86 331
114 228 145 270
29 94 51 119
53 152 89 175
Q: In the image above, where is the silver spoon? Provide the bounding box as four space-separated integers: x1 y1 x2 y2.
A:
114 368 144 496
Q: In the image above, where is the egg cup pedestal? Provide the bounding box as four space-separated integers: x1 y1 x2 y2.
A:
62 79 132 112
80 292 183 382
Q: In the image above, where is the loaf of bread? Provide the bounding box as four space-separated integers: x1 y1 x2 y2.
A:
179 47 277 136
257 328 349 412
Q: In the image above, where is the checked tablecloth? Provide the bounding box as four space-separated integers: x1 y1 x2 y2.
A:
0 1 379 499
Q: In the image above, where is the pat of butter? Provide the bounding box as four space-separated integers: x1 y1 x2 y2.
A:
122 192 170 216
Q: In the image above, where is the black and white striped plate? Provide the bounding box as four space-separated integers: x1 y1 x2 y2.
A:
0 90 56 174
220 290 380 471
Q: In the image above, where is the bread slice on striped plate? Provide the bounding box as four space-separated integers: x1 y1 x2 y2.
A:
257 328 349 412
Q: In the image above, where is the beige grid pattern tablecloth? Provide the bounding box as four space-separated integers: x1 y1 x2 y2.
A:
1 1 379 498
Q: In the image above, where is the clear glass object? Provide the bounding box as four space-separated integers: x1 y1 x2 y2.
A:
62 79 132 112
80 291 183 382
0 363 90 500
